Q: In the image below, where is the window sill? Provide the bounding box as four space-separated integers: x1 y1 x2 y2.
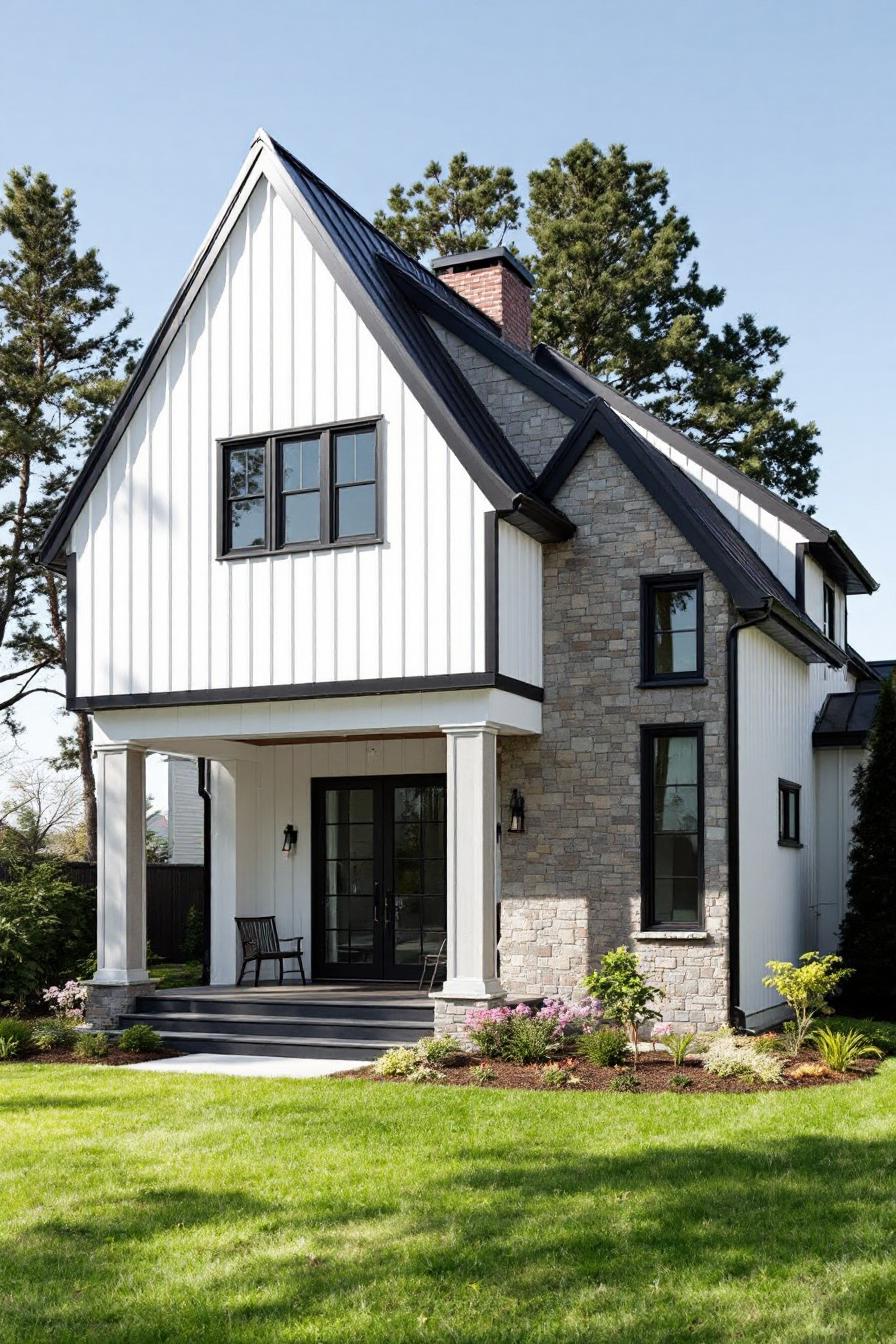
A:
219 535 383 561
777 839 804 850
638 677 708 690
632 930 710 942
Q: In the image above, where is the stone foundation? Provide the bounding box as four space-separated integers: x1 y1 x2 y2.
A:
83 980 155 1029
431 993 506 1038
632 932 728 1031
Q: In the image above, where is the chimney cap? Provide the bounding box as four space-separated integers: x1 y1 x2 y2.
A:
431 245 534 290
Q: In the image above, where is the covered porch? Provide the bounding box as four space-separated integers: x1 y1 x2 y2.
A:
86 685 540 1032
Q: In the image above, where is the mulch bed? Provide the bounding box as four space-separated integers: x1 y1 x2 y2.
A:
2 1047 180 1067
352 1050 880 1093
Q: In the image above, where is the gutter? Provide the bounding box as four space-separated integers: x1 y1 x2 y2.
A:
726 599 773 1027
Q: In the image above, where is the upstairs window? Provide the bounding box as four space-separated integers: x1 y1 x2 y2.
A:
778 780 801 847
823 582 836 642
641 574 704 685
220 417 381 558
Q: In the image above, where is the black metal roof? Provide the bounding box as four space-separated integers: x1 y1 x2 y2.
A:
813 686 883 746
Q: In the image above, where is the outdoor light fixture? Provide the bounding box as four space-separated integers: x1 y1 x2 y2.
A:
509 790 525 834
281 824 298 856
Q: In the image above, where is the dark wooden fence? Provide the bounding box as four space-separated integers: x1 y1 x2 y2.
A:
65 862 205 963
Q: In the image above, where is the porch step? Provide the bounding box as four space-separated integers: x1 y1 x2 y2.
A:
120 1011 434 1045
121 988 435 1060
124 1029 399 1061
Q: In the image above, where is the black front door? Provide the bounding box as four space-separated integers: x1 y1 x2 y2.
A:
312 775 447 981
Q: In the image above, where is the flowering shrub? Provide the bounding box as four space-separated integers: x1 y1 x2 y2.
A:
465 996 602 1063
43 980 87 1022
651 1023 697 1067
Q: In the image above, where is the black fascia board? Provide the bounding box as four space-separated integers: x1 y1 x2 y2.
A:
808 536 878 596
532 344 835 541
379 257 588 420
766 599 847 668
507 491 576 542
41 145 269 566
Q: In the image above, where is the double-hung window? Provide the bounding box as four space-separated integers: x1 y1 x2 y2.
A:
220 417 381 557
642 724 703 928
641 574 704 684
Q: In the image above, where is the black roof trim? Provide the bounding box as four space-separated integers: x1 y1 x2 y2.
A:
545 398 845 667
431 246 535 288
380 256 587 420
508 491 576 542
846 644 882 683
534 344 829 536
807 536 878 596
41 144 269 566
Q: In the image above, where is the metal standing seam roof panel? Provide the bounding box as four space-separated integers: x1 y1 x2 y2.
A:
272 141 537 498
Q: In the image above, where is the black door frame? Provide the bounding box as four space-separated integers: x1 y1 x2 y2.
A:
311 773 447 982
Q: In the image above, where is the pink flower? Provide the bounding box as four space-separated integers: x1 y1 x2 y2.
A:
652 1023 674 1039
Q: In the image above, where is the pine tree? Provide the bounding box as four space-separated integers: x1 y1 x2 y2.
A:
0 166 138 857
838 674 896 1019
373 154 521 259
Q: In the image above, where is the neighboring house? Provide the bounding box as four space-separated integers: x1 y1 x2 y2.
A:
166 756 205 864
41 130 886 1033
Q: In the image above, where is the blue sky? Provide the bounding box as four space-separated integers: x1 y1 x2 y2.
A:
2 0 893 774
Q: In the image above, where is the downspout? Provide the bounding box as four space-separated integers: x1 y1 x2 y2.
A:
726 599 773 1027
197 757 212 986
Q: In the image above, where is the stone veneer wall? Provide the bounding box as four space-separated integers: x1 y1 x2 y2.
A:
428 321 573 477
498 435 733 1031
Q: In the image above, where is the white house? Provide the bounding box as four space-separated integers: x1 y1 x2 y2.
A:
41 130 885 1045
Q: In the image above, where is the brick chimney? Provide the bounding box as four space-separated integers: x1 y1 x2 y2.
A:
431 246 533 350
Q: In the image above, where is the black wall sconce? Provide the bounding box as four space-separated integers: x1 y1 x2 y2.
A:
281 824 298 856
508 789 525 834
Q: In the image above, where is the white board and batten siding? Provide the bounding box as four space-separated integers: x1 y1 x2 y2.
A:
166 757 205 864
209 735 446 984
70 177 505 703
813 746 863 955
619 414 811 597
497 521 542 686
736 627 852 1023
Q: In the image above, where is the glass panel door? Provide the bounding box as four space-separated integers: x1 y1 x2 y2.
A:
386 781 447 980
312 775 447 981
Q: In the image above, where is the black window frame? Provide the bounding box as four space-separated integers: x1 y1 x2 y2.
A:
641 722 705 931
778 779 802 848
218 416 383 559
823 582 836 642
640 572 705 687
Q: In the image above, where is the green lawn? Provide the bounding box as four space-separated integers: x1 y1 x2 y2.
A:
1 1064 895 1343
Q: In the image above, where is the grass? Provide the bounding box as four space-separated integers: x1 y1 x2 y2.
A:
149 962 203 990
1 1064 895 1342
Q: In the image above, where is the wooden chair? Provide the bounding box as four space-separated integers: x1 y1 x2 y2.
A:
235 916 306 986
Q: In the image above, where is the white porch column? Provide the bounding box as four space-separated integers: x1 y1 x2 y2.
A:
93 744 148 985
438 723 503 1001
209 757 259 985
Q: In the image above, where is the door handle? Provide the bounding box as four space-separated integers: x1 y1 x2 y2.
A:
373 881 381 925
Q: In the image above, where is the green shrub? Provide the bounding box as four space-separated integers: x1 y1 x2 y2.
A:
669 1073 693 1090
374 1046 418 1078
578 1026 629 1067
0 850 94 1009
583 947 663 1069
825 1016 896 1056
611 1070 640 1093
702 1036 783 1084
118 1025 163 1053
469 1063 496 1086
73 1032 109 1060
811 1026 883 1073
181 905 204 962
0 1018 33 1055
501 1015 558 1064
541 1062 580 1089
415 1034 462 1066
762 953 852 1054
31 1020 78 1052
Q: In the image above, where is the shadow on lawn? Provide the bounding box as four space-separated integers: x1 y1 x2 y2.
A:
2 1135 895 1343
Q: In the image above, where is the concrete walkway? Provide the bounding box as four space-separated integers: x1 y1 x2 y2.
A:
126 1053 361 1078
